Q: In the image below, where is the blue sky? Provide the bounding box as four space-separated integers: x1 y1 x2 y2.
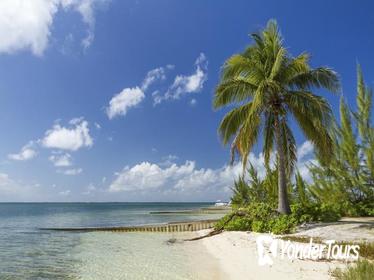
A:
0 0 373 202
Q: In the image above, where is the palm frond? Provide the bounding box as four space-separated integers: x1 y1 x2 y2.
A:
218 102 253 145
213 78 256 108
288 68 340 93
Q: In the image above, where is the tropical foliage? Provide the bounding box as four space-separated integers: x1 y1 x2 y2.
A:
309 65 374 216
220 163 340 234
333 259 374 280
230 164 278 207
213 19 339 214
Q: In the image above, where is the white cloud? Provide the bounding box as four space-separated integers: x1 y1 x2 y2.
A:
0 173 18 193
58 189 71 196
106 87 145 119
153 53 208 105
58 168 83 175
297 140 314 160
0 172 42 201
107 141 315 200
295 141 316 182
82 183 96 194
8 142 37 161
42 118 93 151
159 154 179 167
61 0 109 49
297 159 316 183
108 159 242 194
94 122 101 129
60 33 74 55
0 0 58 55
244 141 315 182
0 0 108 56
141 65 174 91
106 64 174 119
49 153 72 167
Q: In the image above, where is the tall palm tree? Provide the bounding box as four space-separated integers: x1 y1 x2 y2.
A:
213 20 340 214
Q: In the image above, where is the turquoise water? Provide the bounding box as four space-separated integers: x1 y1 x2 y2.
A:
0 203 222 279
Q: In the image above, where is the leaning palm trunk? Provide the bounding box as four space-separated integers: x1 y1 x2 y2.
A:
275 117 291 214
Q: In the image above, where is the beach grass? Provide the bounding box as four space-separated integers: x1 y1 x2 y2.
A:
332 259 374 280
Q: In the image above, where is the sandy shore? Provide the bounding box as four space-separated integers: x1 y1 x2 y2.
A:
194 218 374 280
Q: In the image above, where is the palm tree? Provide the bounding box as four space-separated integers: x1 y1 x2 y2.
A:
213 20 340 214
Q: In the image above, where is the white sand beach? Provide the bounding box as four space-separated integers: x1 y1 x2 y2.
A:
194 218 374 280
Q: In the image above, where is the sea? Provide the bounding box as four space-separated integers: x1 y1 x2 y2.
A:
0 202 224 280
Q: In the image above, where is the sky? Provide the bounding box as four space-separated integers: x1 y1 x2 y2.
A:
0 0 374 202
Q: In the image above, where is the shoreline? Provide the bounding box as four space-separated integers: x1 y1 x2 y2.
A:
191 218 374 280
196 230 342 280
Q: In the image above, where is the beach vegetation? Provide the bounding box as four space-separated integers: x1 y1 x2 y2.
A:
216 199 340 234
332 259 374 280
309 65 374 217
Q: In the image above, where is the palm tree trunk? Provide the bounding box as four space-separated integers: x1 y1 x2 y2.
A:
274 117 291 214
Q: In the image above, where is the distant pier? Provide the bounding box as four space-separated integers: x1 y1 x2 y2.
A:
149 206 231 215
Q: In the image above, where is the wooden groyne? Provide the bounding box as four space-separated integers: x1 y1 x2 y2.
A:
40 219 218 233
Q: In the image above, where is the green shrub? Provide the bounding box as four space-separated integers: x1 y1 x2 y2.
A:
214 213 235 230
333 260 374 280
215 201 341 234
224 216 252 231
318 203 341 222
291 203 341 223
248 202 277 220
269 215 297 234
251 220 270 232
215 202 297 234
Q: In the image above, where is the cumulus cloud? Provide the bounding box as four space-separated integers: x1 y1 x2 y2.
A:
141 65 174 91
297 159 317 183
0 172 42 201
153 53 208 105
42 118 93 151
49 153 72 167
107 152 267 195
159 154 179 167
58 168 83 175
105 57 204 118
108 160 242 194
8 142 37 161
107 140 315 200
0 0 108 56
61 0 109 49
297 140 314 160
0 0 57 55
106 87 145 119
106 65 174 119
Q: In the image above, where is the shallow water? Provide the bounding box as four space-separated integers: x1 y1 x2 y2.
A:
0 203 223 279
